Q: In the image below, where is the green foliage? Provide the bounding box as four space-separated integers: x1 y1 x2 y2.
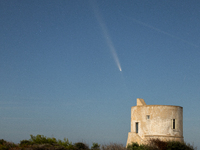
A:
29 134 57 145
127 142 147 150
148 139 196 150
57 138 74 149
0 140 16 150
127 139 197 150
28 135 75 149
0 145 9 150
20 139 32 146
127 142 139 149
91 143 100 150
0 135 197 150
166 140 195 150
74 142 89 150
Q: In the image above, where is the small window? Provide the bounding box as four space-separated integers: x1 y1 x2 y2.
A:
136 122 139 133
146 115 150 120
172 119 175 129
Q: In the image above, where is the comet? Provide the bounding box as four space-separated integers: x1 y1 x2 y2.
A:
90 1 122 72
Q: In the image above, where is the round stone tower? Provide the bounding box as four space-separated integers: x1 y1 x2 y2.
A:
126 98 183 146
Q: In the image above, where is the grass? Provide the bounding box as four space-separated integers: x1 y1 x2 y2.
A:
0 135 197 150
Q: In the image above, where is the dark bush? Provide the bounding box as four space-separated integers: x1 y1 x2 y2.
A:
0 139 6 145
149 139 167 150
127 142 150 150
0 145 9 150
166 140 195 150
20 139 32 146
74 142 89 150
148 139 196 150
101 143 126 150
0 141 16 150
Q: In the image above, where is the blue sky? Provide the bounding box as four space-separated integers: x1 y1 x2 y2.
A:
0 0 200 148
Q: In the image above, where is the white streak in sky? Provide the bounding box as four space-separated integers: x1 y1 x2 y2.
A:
122 15 199 48
90 1 122 71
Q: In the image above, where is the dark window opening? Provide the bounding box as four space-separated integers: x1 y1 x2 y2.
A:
172 119 175 129
136 122 139 133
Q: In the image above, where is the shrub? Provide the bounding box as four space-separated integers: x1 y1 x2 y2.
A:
20 140 32 146
148 139 196 150
0 141 16 150
127 142 151 150
74 142 89 150
127 142 139 150
0 140 6 145
91 143 100 150
0 135 197 150
29 134 57 145
101 143 126 150
148 139 167 150
57 138 74 149
166 140 196 150
0 145 9 150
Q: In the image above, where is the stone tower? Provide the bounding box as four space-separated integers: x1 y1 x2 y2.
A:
126 98 183 146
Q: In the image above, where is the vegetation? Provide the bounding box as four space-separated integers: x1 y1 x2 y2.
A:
91 143 100 150
127 139 197 150
101 143 126 150
0 135 197 150
0 139 17 150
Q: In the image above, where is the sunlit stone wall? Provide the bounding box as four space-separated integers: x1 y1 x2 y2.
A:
126 98 183 146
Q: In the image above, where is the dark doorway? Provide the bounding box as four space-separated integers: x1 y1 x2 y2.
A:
173 119 175 129
136 122 139 133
